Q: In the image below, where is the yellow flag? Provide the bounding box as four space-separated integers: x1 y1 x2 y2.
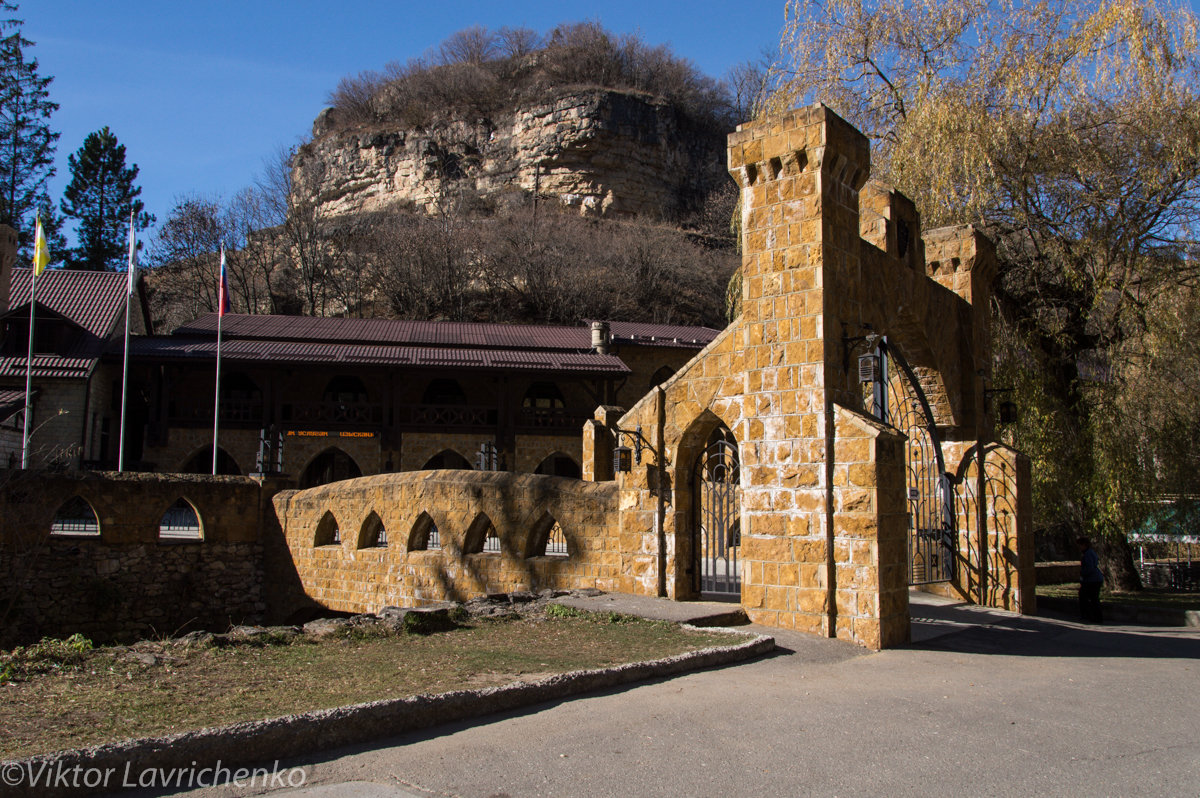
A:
33 216 49 276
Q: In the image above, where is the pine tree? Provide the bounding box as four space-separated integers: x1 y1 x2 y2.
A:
32 192 64 266
0 2 58 253
60 126 153 270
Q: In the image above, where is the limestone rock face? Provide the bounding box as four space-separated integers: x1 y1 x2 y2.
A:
293 90 728 220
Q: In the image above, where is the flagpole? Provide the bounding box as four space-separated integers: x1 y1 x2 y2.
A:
22 216 49 469
20 262 36 469
211 245 225 475
118 211 135 472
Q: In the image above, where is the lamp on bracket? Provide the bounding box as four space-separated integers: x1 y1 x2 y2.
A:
983 387 1019 424
841 323 881 380
612 423 654 473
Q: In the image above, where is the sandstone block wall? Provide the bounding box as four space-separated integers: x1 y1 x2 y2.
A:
272 471 618 616
580 104 1033 648
0 472 268 645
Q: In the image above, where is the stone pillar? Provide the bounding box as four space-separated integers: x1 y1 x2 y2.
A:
727 105 872 637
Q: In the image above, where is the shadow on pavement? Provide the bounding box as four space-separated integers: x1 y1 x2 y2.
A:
911 601 1200 659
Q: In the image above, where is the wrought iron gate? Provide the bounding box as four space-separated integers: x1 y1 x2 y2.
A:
693 426 741 598
865 340 956 584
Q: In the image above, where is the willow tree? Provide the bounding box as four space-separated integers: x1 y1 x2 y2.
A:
771 0 1200 586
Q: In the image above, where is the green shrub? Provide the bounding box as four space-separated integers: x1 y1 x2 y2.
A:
1 633 94 680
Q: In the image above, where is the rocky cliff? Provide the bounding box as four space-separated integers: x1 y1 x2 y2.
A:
292 89 729 220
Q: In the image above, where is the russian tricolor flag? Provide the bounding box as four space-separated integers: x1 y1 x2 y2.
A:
218 246 230 316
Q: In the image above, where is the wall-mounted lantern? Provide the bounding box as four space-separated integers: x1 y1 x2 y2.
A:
858 352 881 384
613 444 633 474
612 424 652 473
984 387 1018 424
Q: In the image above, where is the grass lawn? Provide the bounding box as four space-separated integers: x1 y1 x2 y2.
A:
0 610 734 761
1037 583 1200 612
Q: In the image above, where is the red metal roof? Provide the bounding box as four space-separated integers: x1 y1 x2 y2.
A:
129 336 631 375
0 268 129 379
175 313 719 350
606 320 722 346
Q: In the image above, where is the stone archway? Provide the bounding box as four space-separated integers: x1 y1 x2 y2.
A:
692 424 741 600
673 409 740 599
300 448 362 489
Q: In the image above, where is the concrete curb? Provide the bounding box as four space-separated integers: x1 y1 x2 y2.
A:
1037 595 1200 627
2 627 774 797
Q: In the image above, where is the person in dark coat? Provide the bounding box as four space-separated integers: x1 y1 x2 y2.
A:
1078 536 1105 623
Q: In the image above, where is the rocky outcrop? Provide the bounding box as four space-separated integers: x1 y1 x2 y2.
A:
293 89 728 220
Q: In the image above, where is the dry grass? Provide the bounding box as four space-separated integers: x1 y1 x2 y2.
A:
0 612 732 761
1037 583 1200 611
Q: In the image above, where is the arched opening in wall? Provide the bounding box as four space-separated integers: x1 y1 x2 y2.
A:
522 381 565 410
649 366 676 390
421 378 467 406
300 448 363 489
863 338 954 585
314 511 341 547
323 375 370 404
180 446 241 476
463 512 500 554
692 423 741 600
528 511 569 558
407 512 440 551
521 381 567 428
534 452 581 479
159 498 203 541
421 449 473 470
359 511 387 548
50 496 101 537
222 372 263 421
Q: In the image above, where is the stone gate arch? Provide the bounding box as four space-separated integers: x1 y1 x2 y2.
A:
300 447 362 489
865 338 955 585
673 409 741 599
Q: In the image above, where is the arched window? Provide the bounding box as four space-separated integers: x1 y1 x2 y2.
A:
522 381 565 410
534 452 581 479
407 512 441 551
359 511 387 548
322 375 369 404
181 446 241 476
223 372 262 403
528 512 569 558
421 378 467 406
650 366 676 390
314 511 340 547
300 448 362 488
463 512 500 554
159 498 203 541
421 449 473 470
50 496 100 536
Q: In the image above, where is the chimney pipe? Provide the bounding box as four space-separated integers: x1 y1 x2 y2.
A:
591 321 611 354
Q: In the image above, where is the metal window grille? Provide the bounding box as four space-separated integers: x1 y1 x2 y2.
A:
545 522 568 557
483 530 501 552
50 498 100 536
159 500 202 540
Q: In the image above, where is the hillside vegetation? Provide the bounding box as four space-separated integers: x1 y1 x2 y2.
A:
147 23 746 333
324 21 751 132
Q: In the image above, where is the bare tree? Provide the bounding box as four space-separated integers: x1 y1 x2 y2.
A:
437 25 498 65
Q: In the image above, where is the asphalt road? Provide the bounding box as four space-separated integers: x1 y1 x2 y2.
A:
156 600 1200 798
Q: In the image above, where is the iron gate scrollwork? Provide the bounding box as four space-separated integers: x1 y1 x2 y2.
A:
865 339 956 584
693 425 741 598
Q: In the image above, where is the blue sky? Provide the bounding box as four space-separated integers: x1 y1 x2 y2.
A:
22 1 787 235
